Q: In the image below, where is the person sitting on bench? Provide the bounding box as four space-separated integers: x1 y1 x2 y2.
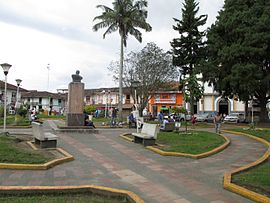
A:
84 113 96 128
128 112 136 128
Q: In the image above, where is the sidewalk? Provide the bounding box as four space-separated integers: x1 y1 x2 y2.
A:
1 120 264 203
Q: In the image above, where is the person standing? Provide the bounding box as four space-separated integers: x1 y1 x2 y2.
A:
111 107 117 127
158 111 164 124
191 114 196 129
214 112 223 134
128 112 136 128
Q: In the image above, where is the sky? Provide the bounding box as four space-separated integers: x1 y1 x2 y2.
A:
0 0 224 92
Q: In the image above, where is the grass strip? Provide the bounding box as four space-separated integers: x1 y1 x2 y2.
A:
0 116 30 126
0 136 52 164
156 131 226 154
228 128 270 197
0 193 128 203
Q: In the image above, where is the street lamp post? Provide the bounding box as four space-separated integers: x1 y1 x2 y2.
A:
15 79 22 108
108 90 111 110
1 63 12 134
15 79 22 123
102 90 109 118
131 81 140 132
179 68 185 109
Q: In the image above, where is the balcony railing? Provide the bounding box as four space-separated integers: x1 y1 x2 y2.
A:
154 98 176 104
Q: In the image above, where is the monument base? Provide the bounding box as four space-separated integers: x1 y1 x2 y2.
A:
67 113 84 126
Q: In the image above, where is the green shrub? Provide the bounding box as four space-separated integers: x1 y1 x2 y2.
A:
84 105 96 114
17 106 28 118
171 106 187 114
0 106 3 117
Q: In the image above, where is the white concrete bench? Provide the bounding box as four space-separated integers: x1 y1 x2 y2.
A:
132 123 159 146
32 122 58 148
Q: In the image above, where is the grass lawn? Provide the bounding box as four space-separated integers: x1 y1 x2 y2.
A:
228 128 270 197
156 131 226 154
0 193 129 203
38 114 65 120
0 116 30 126
232 159 270 197
93 117 111 124
0 135 52 164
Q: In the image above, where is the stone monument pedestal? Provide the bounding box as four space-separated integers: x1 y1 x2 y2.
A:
66 78 85 126
66 113 84 126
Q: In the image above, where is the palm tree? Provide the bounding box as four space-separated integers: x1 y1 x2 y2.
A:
93 0 152 120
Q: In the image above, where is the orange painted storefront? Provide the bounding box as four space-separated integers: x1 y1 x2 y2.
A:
149 92 184 116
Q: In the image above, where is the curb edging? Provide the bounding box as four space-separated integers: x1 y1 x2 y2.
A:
0 185 145 203
222 130 270 203
0 142 74 170
0 138 144 202
120 133 230 159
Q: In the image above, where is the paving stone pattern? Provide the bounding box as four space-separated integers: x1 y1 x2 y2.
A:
2 120 266 203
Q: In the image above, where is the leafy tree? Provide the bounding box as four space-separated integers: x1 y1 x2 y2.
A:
84 105 96 115
181 74 204 106
108 42 178 115
171 0 207 114
93 0 152 120
202 0 270 122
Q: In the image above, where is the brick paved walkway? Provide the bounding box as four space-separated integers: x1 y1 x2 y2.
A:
2 120 266 203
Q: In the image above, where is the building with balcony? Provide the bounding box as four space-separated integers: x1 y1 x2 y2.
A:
21 91 66 115
149 90 184 117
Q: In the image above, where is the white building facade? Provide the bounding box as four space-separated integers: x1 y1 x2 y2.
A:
21 91 66 114
196 83 245 115
0 80 25 114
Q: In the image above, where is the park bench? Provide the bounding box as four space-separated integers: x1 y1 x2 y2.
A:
132 123 159 146
32 122 58 148
160 122 175 132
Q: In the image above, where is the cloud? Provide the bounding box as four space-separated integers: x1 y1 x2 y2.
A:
0 0 224 92
0 21 116 91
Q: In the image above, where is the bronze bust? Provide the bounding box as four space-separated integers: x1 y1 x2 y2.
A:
72 70 83 82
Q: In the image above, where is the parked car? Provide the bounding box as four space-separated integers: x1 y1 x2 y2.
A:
194 113 209 122
205 112 217 123
194 112 217 122
169 113 191 122
224 113 245 123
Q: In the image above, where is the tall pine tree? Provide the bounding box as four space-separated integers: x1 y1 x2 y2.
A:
202 0 270 122
171 0 207 114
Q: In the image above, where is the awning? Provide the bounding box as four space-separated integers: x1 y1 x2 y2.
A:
160 107 169 111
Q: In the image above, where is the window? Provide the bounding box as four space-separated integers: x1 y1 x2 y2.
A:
161 94 169 99
11 92 16 102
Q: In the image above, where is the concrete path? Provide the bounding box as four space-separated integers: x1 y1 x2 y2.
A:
2 120 267 203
